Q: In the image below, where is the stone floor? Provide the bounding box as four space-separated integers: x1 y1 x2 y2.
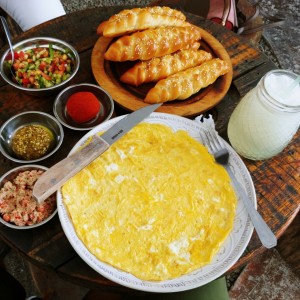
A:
229 249 300 300
229 214 300 300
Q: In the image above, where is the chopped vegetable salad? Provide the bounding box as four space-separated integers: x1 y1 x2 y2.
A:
8 44 73 88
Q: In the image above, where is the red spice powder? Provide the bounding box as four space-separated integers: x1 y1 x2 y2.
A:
66 91 101 123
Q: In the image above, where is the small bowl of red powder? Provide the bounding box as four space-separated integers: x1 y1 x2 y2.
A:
53 83 114 130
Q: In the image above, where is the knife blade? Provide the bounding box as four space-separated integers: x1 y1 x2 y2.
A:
33 103 161 203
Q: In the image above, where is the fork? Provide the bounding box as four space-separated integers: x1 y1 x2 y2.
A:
195 115 277 249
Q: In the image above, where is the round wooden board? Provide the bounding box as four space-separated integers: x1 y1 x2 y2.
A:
91 27 233 117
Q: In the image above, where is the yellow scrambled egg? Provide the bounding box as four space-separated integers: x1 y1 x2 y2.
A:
62 123 237 281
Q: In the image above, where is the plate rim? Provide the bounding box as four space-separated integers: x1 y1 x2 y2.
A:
57 113 255 292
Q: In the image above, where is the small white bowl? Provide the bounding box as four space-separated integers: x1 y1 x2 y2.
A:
53 83 114 131
0 165 57 229
0 111 64 164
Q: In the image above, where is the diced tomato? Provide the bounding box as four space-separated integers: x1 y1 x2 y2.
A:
18 51 25 60
40 71 52 81
13 62 20 70
39 61 46 71
58 64 65 72
55 70 65 76
6 51 19 60
42 50 49 58
48 63 55 72
22 78 31 85
10 46 72 88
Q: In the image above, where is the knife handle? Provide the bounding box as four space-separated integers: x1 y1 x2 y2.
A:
33 135 109 203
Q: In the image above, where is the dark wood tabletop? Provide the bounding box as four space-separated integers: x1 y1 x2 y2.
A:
0 4 299 295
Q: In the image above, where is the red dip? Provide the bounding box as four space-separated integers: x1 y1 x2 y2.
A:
66 91 101 123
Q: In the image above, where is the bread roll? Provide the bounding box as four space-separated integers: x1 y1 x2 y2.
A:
120 49 212 86
97 6 186 37
144 58 230 103
185 41 201 50
104 26 201 61
100 6 186 24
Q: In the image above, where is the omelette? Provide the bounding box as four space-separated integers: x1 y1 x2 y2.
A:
62 123 237 281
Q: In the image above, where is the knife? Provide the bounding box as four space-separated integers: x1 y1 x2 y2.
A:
33 103 161 203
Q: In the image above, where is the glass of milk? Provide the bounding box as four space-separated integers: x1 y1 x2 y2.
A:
227 70 300 160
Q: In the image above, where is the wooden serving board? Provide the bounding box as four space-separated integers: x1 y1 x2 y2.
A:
91 27 233 117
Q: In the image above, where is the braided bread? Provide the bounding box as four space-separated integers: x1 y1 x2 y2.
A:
186 41 201 50
97 6 187 37
144 58 231 103
104 26 201 61
120 49 212 86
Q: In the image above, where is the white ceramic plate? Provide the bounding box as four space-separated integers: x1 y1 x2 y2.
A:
57 112 255 293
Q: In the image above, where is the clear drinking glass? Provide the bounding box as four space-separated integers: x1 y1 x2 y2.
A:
227 69 300 160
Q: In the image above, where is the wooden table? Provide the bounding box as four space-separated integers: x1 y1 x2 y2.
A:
0 5 299 294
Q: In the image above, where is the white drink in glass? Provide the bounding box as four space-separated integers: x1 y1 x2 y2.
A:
227 70 300 160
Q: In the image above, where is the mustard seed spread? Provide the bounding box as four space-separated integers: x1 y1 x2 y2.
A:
11 125 55 160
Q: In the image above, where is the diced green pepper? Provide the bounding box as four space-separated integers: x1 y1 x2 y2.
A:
11 46 73 88
49 43 54 59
